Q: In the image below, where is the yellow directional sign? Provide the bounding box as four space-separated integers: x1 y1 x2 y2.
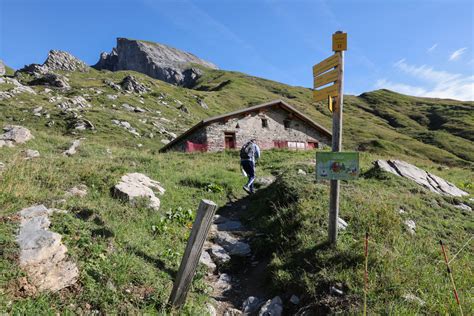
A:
312 53 340 77
313 83 339 102
314 69 338 88
332 32 347 51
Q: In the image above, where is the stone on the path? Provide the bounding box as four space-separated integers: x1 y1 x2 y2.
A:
374 160 468 197
65 184 88 198
216 273 232 291
113 173 165 210
216 231 251 257
206 303 217 316
0 125 33 147
402 293 425 306
16 205 78 292
337 217 348 230
216 217 244 232
224 308 243 316
63 139 81 156
290 295 300 305
199 250 216 271
24 149 40 159
258 296 283 316
404 219 416 235
209 244 231 264
242 296 263 315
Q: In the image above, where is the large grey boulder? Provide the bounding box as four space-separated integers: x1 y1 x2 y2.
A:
258 296 283 316
0 125 33 147
93 38 218 87
16 205 78 292
374 160 468 197
113 173 165 210
29 73 70 89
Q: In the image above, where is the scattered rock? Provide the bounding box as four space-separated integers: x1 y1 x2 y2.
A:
29 73 70 89
337 217 348 230
58 96 92 111
112 173 165 210
402 293 425 306
242 296 263 315
112 119 140 136
120 75 149 94
104 79 122 91
178 104 190 114
209 244 231 264
24 149 40 159
107 94 118 100
63 139 81 156
199 99 209 109
404 219 416 235
199 250 216 271
258 296 283 316
399 208 406 214
16 205 78 292
33 106 43 116
206 303 217 316
454 203 472 211
0 162 5 171
255 176 276 187
216 231 251 256
0 125 33 147
224 308 243 316
290 295 300 305
121 103 136 112
297 169 307 175
374 160 468 197
65 184 88 198
73 118 95 131
0 77 36 99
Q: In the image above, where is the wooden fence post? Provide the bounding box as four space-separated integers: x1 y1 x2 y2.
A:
169 199 218 308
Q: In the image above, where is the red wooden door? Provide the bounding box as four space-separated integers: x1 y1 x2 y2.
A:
224 132 236 149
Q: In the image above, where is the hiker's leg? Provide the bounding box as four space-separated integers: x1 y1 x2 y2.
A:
246 161 256 191
242 161 255 190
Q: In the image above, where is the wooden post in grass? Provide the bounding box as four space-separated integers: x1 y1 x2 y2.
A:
328 32 345 245
169 199 217 308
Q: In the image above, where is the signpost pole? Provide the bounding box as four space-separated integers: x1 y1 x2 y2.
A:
328 48 344 245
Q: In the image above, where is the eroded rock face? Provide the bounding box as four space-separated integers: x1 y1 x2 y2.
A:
0 125 33 147
93 38 218 86
112 173 165 210
18 50 89 74
374 160 468 197
16 205 78 292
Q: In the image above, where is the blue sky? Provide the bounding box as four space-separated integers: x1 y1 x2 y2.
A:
1 0 473 100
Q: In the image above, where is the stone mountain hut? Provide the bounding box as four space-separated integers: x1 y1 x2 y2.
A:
159 99 332 152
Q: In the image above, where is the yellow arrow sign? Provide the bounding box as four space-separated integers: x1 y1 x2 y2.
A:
313 83 339 102
314 69 339 88
313 53 340 77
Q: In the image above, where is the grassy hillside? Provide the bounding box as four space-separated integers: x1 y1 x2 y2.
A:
0 66 473 314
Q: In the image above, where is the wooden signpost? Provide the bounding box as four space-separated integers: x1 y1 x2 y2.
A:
169 199 217 308
313 31 348 245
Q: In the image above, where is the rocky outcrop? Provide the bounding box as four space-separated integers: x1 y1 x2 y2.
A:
0 125 34 148
374 160 468 197
112 173 165 210
29 73 70 89
93 38 218 86
120 75 149 94
16 205 79 292
0 77 36 100
57 96 92 111
0 60 5 76
18 50 89 74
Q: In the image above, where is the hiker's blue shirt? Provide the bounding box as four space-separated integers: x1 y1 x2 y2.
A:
241 143 260 163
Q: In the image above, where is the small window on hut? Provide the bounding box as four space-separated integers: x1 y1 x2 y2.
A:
283 119 291 129
261 118 268 128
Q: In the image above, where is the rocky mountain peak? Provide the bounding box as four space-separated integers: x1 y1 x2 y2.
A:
0 60 5 76
93 38 218 87
18 50 89 75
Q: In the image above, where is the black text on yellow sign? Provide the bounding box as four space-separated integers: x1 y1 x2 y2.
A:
332 32 347 51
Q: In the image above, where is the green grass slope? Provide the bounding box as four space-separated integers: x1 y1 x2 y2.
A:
0 66 472 314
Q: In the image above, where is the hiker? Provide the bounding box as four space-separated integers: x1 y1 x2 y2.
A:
240 139 261 194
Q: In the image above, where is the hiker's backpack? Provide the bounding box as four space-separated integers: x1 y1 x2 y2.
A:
240 142 255 160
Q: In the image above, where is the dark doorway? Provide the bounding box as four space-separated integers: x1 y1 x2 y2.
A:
224 132 236 149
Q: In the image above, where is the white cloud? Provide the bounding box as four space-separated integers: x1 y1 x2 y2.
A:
375 60 474 101
427 43 438 53
449 47 467 61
